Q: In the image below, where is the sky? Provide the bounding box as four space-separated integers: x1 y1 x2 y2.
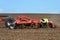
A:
0 0 60 14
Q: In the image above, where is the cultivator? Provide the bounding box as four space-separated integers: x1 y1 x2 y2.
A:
0 15 56 29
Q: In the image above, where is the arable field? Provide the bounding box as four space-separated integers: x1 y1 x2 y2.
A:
0 14 60 40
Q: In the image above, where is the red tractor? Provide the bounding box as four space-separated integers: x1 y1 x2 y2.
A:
0 15 56 29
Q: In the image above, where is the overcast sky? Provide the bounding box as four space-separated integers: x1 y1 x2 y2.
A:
0 0 60 14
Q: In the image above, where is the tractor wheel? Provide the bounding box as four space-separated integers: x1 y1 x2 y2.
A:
5 17 16 29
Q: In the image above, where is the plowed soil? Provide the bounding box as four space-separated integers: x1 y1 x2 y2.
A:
0 14 60 40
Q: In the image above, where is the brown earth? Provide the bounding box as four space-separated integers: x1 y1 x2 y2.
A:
0 14 60 40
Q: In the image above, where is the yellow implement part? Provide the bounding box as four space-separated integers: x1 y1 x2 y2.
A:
43 18 48 23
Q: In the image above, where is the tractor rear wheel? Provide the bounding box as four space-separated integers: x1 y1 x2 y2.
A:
5 17 16 29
